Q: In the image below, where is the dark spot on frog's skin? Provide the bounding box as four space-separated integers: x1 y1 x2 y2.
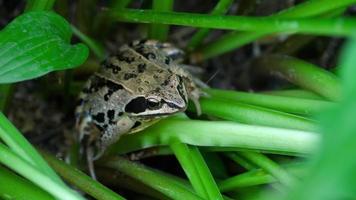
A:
153 75 159 79
165 57 170 65
95 124 104 131
103 124 108 129
92 112 105 123
137 63 146 73
138 87 144 92
103 61 121 74
144 80 150 84
124 73 137 80
104 80 124 101
87 76 107 93
107 109 115 122
132 121 142 129
158 69 164 73
118 112 123 116
154 87 160 92
162 79 170 86
125 97 147 114
117 51 135 64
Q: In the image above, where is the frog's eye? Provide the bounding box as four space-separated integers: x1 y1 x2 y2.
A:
147 98 161 110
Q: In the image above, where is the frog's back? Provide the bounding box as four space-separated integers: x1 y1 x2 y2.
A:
97 42 177 94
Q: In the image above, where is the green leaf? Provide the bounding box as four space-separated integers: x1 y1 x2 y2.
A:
0 11 89 83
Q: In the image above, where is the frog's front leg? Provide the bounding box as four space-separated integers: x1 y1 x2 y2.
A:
94 115 136 160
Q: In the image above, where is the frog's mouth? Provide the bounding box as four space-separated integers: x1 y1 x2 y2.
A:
124 96 186 117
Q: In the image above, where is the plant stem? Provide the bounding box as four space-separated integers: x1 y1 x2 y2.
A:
41 151 126 200
197 0 355 60
252 54 341 101
187 0 234 51
206 88 335 115
149 0 174 41
170 141 223 200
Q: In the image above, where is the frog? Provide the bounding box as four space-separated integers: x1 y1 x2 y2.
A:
75 39 202 169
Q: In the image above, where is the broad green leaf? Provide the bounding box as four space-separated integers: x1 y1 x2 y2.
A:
0 11 88 83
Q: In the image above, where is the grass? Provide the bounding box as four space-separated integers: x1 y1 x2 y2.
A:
1 0 356 199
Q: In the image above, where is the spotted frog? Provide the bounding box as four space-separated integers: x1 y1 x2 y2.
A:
75 40 201 161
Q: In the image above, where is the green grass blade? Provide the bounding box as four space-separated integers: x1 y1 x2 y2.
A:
0 112 64 184
111 9 356 36
71 25 105 60
170 142 224 200
0 143 83 200
252 55 341 101
206 89 335 115
187 0 234 51
149 0 174 41
194 97 317 131
41 151 126 200
238 152 297 187
0 165 54 200
197 0 355 60
25 0 55 11
102 156 204 200
109 118 319 156
0 11 88 83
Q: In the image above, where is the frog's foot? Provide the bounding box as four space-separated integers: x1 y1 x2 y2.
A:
190 88 202 116
86 147 97 180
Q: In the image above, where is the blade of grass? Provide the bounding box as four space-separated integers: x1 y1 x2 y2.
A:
101 156 205 200
197 0 355 60
252 54 341 101
218 163 305 192
0 112 64 184
187 0 234 51
170 141 224 200
71 25 105 60
41 151 126 200
0 84 13 112
0 143 83 200
238 151 297 187
149 0 174 41
111 9 356 36
261 89 323 100
25 0 55 11
224 152 257 170
192 97 317 131
108 118 319 156
0 165 54 200
206 88 335 115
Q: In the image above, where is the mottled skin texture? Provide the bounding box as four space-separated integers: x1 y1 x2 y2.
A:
75 40 201 160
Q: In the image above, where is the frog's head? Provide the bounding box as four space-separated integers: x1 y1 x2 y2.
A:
124 74 188 117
